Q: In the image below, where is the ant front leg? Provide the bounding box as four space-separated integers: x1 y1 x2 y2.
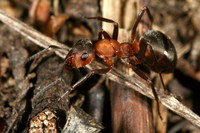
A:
129 64 163 121
84 16 118 40
25 45 65 72
25 45 61 64
131 6 153 42
60 67 112 99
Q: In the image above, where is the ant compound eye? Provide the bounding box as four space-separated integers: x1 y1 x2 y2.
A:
81 53 89 61
66 62 71 67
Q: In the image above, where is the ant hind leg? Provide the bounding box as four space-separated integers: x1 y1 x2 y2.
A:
129 64 164 121
148 45 170 93
137 39 170 93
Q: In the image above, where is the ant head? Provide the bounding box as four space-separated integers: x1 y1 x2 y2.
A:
65 39 95 69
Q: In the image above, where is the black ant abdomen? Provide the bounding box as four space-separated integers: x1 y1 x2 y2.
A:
139 30 177 73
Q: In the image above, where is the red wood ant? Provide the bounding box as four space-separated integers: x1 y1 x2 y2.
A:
62 6 177 120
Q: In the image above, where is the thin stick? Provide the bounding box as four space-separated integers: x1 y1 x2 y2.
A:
0 10 200 128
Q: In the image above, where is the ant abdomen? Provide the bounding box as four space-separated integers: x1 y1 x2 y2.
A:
139 30 177 73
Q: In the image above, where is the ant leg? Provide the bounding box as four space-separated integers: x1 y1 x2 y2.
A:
129 64 163 121
148 45 170 93
60 67 112 99
136 39 148 60
131 6 153 42
138 39 169 93
98 29 111 40
25 45 61 64
25 46 63 72
158 73 168 92
84 16 118 40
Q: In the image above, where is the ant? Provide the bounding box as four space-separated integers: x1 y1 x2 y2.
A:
61 6 177 120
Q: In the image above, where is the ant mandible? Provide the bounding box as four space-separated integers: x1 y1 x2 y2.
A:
62 6 177 120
